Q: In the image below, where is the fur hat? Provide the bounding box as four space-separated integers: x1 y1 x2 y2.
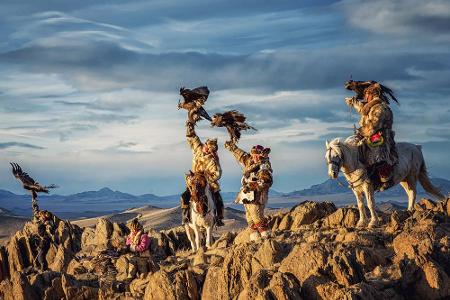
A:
205 138 218 152
251 145 264 154
128 218 143 231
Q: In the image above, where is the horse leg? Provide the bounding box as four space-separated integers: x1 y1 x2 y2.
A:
364 184 379 228
353 189 367 227
193 225 201 251
185 224 196 252
401 176 417 211
205 226 212 249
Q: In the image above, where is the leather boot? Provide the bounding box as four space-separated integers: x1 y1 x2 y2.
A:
213 191 225 226
180 189 191 224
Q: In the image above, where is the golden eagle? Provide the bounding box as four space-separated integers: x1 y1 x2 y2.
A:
211 110 256 143
178 86 212 123
345 80 399 105
10 162 58 198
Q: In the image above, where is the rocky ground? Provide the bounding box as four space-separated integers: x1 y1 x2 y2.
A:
0 198 449 300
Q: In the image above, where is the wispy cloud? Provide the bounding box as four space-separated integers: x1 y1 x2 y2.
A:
0 0 449 195
0 142 45 150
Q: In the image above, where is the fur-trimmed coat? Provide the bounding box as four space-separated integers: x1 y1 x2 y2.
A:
225 143 273 204
347 97 397 166
186 127 222 192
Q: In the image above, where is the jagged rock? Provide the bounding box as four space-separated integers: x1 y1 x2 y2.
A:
252 239 289 273
400 258 450 300
328 248 364 287
143 269 198 300
212 231 236 249
111 223 128 250
387 209 410 232
94 218 114 251
202 243 259 299
160 226 191 255
129 274 150 299
0 246 9 281
61 274 99 300
289 201 337 230
0 271 39 300
2 201 450 300
237 269 302 300
414 198 437 211
276 214 293 231
81 227 96 251
233 227 253 245
320 207 359 228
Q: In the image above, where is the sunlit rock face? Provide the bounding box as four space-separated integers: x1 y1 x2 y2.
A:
0 198 449 300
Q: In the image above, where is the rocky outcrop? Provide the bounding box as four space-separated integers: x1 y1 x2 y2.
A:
1 198 449 300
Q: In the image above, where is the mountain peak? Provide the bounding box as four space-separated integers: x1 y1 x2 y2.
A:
98 187 114 193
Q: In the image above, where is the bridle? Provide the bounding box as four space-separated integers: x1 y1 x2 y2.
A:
326 145 366 189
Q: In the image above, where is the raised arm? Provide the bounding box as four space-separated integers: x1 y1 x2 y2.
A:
345 97 364 113
186 121 203 154
224 141 251 167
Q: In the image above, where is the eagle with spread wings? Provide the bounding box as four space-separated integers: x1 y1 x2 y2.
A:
211 110 257 143
178 86 212 123
10 162 58 199
345 80 399 105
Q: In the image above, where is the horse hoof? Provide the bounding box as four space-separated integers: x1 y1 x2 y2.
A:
368 221 378 229
356 220 366 228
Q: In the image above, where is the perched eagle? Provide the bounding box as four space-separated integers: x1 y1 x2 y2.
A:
345 80 399 105
178 86 212 123
10 162 58 198
211 110 257 143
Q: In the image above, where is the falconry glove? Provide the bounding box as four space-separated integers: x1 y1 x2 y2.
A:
186 121 195 137
224 141 237 151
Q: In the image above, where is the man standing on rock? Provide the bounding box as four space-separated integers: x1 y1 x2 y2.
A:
225 141 273 242
345 80 399 191
181 119 225 226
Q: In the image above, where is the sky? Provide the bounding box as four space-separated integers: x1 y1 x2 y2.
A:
0 0 449 195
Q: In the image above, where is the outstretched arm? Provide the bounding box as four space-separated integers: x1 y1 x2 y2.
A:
224 141 251 167
345 97 364 113
186 121 203 154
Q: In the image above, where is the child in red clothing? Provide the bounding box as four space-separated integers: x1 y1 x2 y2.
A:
126 219 150 254
124 219 152 279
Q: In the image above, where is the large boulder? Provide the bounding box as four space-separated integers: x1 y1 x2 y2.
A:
143 269 199 300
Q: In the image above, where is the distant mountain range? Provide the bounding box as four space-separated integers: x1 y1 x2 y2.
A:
284 177 450 197
1 177 447 219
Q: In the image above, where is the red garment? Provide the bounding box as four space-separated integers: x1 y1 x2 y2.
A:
370 132 382 143
126 231 150 253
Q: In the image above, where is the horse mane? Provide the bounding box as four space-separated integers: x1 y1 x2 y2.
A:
328 137 362 172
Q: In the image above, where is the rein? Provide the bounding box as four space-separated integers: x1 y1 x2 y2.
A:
327 143 367 189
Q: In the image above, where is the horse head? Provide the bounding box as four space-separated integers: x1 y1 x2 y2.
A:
185 171 209 215
325 138 343 179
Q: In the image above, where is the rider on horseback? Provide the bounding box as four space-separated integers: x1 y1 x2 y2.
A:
181 119 225 226
345 80 399 191
225 141 273 241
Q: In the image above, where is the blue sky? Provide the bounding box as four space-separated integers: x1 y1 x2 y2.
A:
0 0 449 195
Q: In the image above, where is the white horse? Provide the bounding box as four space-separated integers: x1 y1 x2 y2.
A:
325 137 444 228
184 171 215 252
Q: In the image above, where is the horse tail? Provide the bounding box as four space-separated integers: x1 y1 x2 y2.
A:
418 156 445 200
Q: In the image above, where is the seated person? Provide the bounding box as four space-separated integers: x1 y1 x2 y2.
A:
125 219 151 278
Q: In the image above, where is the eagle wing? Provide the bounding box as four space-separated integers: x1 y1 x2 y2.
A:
11 162 37 187
213 110 256 142
10 162 58 193
180 86 210 104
